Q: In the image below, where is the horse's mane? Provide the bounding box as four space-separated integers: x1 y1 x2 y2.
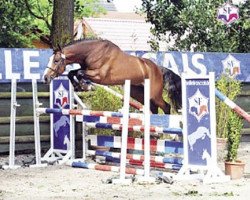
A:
64 38 102 47
54 38 103 51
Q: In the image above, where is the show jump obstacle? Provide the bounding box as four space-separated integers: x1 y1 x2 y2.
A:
69 73 231 183
33 72 234 183
6 71 250 184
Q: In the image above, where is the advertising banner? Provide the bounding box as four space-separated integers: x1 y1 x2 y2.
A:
0 48 250 82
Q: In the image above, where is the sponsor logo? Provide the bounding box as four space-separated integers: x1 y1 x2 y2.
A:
188 89 209 122
217 2 239 25
54 83 69 108
222 54 241 76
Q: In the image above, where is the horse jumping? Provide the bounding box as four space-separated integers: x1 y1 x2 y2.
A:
43 39 181 114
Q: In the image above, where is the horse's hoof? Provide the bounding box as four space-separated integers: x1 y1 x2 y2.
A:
89 85 96 91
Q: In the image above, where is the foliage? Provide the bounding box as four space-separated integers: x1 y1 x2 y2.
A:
226 111 243 162
216 73 242 138
141 0 250 52
0 0 35 47
75 0 106 19
1 0 106 48
24 0 53 35
216 73 243 161
80 86 123 135
81 86 123 111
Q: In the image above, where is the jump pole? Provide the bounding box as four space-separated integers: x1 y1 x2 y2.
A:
31 79 47 168
112 80 131 184
3 79 20 169
137 79 155 183
36 108 143 119
215 89 250 123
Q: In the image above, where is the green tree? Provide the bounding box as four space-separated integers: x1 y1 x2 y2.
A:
75 0 106 19
141 0 250 52
1 0 106 48
0 0 35 47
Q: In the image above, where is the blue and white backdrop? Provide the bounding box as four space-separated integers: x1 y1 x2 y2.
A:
0 48 250 82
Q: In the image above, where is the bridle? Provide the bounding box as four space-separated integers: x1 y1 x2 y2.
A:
46 53 66 77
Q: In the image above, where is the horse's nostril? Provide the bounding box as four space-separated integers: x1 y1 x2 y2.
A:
44 75 51 84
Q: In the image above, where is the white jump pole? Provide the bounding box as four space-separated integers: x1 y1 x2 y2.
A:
31 79 47 168
3 79 20 169
113 80 131 184
138 79 155 182
144 79 151 178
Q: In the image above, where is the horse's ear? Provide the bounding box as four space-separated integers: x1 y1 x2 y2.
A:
57 44 62 52
52 46 57 53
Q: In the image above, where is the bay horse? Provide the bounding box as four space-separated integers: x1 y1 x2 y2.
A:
43 39 181 114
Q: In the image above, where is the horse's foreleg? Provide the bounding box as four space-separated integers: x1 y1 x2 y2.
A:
68 70 82 91
76 70 94 91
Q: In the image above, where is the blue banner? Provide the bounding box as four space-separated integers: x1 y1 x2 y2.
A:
0 48 250 82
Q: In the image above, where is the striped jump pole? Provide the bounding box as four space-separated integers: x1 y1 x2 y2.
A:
36 108 143 119
83 122 182 135
87 150 183 166
69 161 179 177
76 114 182 134
69 161 145 175
87 150 183 164
93 156 182 170
77 115 143 126
87 135 183 155
215 89 250 123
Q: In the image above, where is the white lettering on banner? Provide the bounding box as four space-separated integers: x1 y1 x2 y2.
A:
182 53 196 75
162 53 180 75
192 54 207 75
5 50 21 79
141 52 157 61
129 52 136 56
23 51 40 79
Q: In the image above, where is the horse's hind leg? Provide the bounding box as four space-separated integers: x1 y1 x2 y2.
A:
151 98 171 114
130 85 157 112
149 100 158 114
130 85 170 114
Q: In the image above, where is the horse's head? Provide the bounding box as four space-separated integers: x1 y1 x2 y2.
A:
43 48 67 84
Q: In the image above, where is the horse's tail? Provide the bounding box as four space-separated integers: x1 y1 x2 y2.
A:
160 67 182 113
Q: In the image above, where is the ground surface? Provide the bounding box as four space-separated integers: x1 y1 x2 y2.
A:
0 143 249 200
